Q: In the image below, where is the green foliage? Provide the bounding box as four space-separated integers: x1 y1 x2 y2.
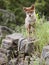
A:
0 0 6 9
0 0 49 54
15 17 49 53
0 0 36 25
0 0 49 25
35 0 49 16
35 21 49 52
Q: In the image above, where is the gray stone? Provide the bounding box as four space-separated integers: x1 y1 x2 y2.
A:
18 38 35 55
18 58 24 65
41 45 49 65
0 48 12 61
0 48 7 54
25 56 30 65
1 39 17 60
0 53 8 65
1 39 13 49
44 52 49 65
6 33 23 41
1 33 24 61
45 57 49 65
9 58 17 65
41 45 49 59
18 37 26 52
45 52 49 59
0 33 39 65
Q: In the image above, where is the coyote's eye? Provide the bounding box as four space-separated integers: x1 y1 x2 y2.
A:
30 10 34 13
27 11 29 13
30 11 33 13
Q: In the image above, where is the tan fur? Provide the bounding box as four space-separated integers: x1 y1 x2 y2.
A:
23 4 36 39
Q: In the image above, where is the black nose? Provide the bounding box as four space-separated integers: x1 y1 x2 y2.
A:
29 15 31 17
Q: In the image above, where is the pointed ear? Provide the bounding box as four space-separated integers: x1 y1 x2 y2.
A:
23 7 27 11
31 4 35 10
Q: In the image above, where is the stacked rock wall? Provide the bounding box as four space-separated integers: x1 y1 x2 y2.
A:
0 33 37 65
41 45 49 65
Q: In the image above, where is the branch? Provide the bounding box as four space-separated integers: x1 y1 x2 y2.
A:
0 26 15 34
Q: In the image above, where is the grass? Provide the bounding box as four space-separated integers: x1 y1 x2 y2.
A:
15 18 49 53
1 16 48 54
36 16 49 52
15 18 49 65
36 21 49 52
0 17 49 65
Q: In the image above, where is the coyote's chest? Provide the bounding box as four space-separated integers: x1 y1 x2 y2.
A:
25 14 36 25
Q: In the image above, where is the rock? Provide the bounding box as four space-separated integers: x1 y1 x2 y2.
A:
0 53 8 65
6 33 23 41
18 37 26 53
18 37 39 65
1 33 24 61
18 58 24 65
0 48 7 54
9 58 17 65
0 32 39 65
44 52 49 59
41 45 49 65
41 45 49 59
18 38 35 55
44 52 49 65
25 56 30 65
45 57 49 65
1 39 13 49
0 48 11 61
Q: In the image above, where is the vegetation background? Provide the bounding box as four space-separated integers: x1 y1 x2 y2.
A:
0 0 49 53
0 0 49 26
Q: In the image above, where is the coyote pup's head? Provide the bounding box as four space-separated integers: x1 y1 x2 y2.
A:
23 4 35 17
